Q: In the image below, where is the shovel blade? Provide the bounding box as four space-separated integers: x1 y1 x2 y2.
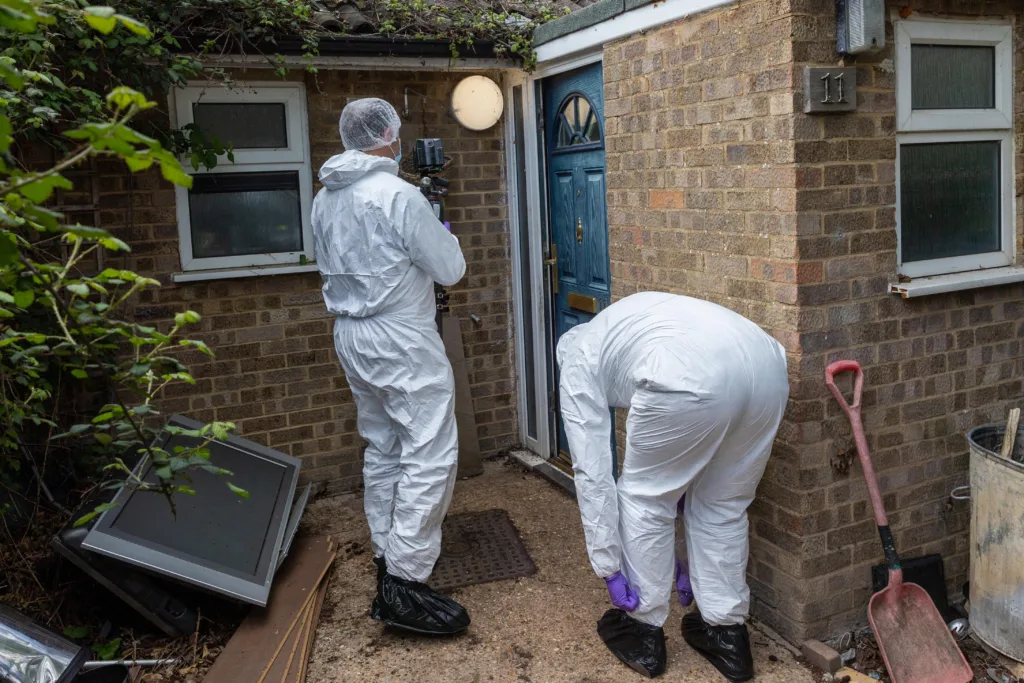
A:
868 582 973 683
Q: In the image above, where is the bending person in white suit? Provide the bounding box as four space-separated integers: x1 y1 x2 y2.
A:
557 291 789 680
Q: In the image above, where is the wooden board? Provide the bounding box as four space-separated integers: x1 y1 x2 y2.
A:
442 316 483 479
202 536 335 683
263 601 310 683
293 573 331 682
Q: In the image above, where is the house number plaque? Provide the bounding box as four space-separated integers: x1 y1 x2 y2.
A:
803 66 857 114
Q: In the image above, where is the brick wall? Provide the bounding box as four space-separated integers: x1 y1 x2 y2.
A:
91 69 517 492
604 0 1024 641
602 0 810 637
784 0 1024 637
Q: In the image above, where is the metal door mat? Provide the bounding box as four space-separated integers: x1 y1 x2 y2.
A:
429 509 537 592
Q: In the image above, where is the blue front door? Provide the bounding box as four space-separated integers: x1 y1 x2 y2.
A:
542 63 612 468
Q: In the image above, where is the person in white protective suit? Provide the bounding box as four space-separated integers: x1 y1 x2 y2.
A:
311 98 470 635
557 291 789 681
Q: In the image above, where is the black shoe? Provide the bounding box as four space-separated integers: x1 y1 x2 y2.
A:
597 609 667 679
681 611 754 682
371 572 470 636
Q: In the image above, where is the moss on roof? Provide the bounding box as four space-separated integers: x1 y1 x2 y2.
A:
301 0 597 64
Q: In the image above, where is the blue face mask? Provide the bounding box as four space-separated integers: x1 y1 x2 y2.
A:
393 140 402 165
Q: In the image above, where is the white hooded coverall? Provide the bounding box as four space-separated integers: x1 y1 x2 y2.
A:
557 292 789 628
312 150 466 582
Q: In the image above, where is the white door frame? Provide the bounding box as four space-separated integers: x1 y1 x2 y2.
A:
503 50 604 459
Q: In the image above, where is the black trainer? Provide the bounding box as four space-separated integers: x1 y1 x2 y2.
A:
597 609 667 679
370 571 470 636
681 611 754 682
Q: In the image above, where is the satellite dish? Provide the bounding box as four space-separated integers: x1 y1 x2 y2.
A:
450 76 503 131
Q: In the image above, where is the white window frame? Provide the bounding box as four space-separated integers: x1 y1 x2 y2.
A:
894 17 1015 280
171 81 314 273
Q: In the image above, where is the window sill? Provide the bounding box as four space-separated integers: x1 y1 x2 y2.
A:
171 263 319 283
889 266 1024 298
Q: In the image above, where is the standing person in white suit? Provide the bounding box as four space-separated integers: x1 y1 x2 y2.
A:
556 291 790 680
311 98 470 635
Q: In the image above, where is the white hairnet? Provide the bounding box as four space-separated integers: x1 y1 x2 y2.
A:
339 98 401 151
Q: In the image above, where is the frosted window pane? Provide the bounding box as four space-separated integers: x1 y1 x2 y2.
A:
900 141 1000 263
911 45 995 110
189 172 303 259
192 103 288 149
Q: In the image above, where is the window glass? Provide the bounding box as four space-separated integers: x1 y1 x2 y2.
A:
188 171 303 258
911 45 996 110
192 102 288 149
900 141 1001 262
555 95 601 148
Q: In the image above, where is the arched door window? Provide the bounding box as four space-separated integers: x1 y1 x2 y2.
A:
554 93 602 151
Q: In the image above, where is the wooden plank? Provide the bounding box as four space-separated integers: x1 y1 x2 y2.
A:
202 536 335 683
263 601 311 683
294 574 331 682
1002 407 1021 460
283 594 316 683
443 317 483 479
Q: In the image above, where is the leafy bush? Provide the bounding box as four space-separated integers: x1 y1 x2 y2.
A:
0 0 242 517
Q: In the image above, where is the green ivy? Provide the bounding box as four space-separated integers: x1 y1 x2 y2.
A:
0 0 246 518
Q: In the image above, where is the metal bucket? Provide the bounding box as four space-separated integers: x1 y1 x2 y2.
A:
966 423 1024 663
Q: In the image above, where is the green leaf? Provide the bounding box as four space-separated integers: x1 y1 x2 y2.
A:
71 369 88 379
114 14 150 37
66 283 88 297
73 502 117 527
62 224 109 239
129 362 151 377
228 482 250 499
0 58 24 90
19 174 73 203
13 290 33 309
63 626 90 639
98 236 129 252
0 113 12 154
0 233 17 267
92 637 121 661
92 412 115 423
174 311 201 326
94 433 112 446
106 86 149 111
83 6 117 34
124 156 153 172
159 160 192 189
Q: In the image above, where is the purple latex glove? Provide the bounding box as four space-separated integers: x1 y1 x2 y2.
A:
675 558 694 607
605 571 640 611
443 221 452 232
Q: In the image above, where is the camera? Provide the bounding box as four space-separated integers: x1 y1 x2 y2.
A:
413 138 451 332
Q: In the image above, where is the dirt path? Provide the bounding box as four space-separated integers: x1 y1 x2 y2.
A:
301 459 816 683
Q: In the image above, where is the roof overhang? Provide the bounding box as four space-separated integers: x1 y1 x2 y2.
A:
533 0 734 64
175 35 519 71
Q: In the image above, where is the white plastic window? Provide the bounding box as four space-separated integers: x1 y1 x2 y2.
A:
894 19 1015 279
172 82 313 272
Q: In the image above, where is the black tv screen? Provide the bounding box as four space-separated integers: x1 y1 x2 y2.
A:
83 416 301 606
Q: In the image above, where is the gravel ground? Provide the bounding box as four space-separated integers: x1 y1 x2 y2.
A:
301 459 817 683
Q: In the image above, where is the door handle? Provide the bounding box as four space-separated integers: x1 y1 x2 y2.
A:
545 244 558 295
576 217 583 244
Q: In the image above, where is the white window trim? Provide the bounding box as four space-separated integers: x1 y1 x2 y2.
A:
170 81 315 274
895 130 1015 279
895 21 1014 132
893 18 1016 282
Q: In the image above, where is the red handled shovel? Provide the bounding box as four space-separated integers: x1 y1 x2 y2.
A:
826 360 973 683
